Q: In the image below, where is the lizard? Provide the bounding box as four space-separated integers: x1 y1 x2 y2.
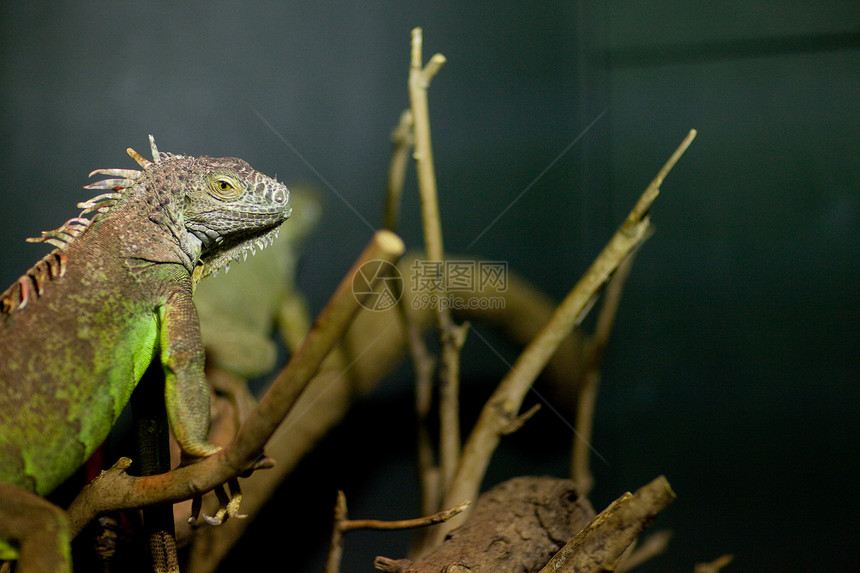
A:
0 136 292 573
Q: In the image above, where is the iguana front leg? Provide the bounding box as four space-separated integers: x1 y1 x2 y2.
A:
155 267 220 460
0 483 70 573
128 266 219 572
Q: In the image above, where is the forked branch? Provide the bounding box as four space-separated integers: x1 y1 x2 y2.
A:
408 27 468 499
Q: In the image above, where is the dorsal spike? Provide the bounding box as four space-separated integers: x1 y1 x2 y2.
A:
149 135 161 163
126 147 151 168
88 168 141 179
83 179 137 191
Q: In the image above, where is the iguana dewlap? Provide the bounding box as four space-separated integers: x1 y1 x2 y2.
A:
0 137 292 571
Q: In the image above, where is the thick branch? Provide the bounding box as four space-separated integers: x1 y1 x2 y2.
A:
539 475 676 573
65 230 405 536
380 477 594 573
228 228 402 467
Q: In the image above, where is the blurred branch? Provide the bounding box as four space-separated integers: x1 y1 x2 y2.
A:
694 554 735 573
384 110 414 231
615 530 673 573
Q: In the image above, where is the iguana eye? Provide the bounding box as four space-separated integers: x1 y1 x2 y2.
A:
207 174 245 200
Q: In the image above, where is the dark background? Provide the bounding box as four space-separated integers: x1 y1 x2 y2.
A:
1 2 857 571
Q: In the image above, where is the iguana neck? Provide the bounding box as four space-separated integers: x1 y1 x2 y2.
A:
95 178 203 275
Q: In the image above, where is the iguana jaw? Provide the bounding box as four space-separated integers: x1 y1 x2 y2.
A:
182 157 293 280
194 214 291 281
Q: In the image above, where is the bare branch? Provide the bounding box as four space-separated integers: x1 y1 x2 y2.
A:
694 554 735 573
538 475 676 573
572 250 638 496
326 490 468 573
342 500 470 532
384 109 414 231
408 27 465 499
615 530 673 573
381 105 441 518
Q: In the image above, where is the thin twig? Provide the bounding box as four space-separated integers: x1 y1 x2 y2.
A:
325 490 469 573
324 491 349 573
615 530 673 573
65 230 405 536
572 249 638 496
381 105 441 517
694 554 735 573
571 368 600 496
410 320 441 516
384 109 414 231
409 28 447 262
408 27 467 500
431 131 696 545
341 500 470 532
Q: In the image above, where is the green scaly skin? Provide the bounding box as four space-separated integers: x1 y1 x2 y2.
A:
0 136 292 571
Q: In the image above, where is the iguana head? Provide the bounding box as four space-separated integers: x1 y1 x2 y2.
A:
82 136 292 279
174 153 292 280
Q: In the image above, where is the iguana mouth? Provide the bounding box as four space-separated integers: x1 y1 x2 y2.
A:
194 214 291 281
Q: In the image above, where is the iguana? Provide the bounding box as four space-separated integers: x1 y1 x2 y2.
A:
0 136 292 572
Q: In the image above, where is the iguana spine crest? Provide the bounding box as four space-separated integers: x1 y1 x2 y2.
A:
0 141 160 316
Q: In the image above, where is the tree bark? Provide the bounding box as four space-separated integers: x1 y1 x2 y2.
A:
377 476 594 573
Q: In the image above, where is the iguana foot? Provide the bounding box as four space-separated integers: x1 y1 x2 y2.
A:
188 479 247 527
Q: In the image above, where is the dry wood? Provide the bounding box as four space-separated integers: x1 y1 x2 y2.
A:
539 475 675 572
409 27 469 500
376 476 594 573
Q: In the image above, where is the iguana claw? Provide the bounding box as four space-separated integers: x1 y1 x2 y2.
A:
188 479 247 527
